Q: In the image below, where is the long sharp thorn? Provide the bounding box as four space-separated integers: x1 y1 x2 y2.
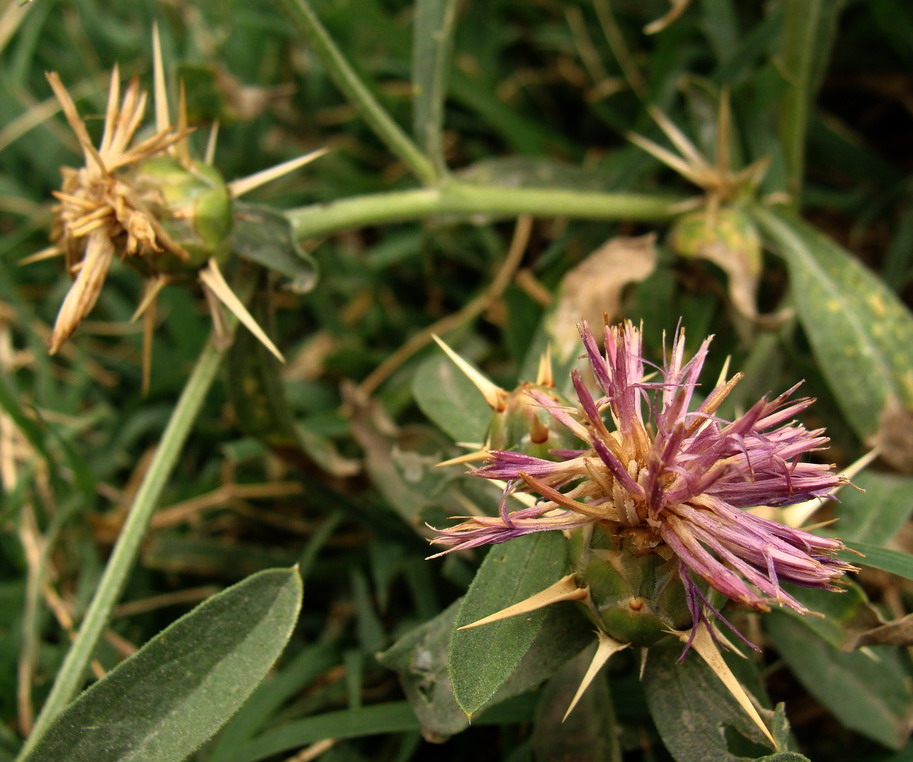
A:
458 575 587 630
688 626 776 748
130 276 168 323
562 631 628 721
436 450 488 468
228 147 330 198
98 64 121 156
536 344 554 387
432 334 507 411
152 23 170 134
198 259 285 363
204 120 220 165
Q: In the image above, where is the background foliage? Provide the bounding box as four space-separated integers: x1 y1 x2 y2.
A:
1 0 913 760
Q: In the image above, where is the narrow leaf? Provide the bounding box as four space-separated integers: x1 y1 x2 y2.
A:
412 0 459 171
449 531 570 716
754 207 913 438
831 471 913 545
844 541 913 582
777 0 844 200
233 703 420 762
766 612 913 749
24 568 303 762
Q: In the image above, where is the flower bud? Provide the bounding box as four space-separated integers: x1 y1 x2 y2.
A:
485 382 579 459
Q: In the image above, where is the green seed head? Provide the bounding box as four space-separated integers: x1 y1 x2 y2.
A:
571 525 692 646
133 156 233 271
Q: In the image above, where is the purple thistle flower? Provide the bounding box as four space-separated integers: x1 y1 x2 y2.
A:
429 321 855 642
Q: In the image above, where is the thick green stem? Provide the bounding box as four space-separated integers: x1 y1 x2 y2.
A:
21 336 227 756
274 0 437 186
288 182 687 239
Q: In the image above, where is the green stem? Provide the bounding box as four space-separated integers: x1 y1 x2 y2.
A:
288 182 686 239
21 336 228 756
274 0 437 186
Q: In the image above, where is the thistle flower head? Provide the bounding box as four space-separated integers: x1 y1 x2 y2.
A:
32 28 326 372
431 321 855 645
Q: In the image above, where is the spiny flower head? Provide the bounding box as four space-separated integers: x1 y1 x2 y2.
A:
32 27 325 370
430 320 855 647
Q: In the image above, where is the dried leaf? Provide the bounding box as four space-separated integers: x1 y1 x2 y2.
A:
873 396 913 473
548 234 657 361
851 613 913 649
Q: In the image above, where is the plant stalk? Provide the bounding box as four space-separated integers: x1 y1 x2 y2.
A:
288 182 687 240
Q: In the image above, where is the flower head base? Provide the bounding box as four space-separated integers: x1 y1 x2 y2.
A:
430 321 855 646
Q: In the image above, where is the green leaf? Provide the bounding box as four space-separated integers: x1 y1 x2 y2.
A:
208 642 339 762
766 612 913 749
412 0 458 172
231 202 317 293
844 541 913 582
775 584 882 651
643 638 776 762
832 471 913 545
754 206 913 438
449 531 570 716
23 568 303 762
413 353 492 443
777 0 844 200
232 703 420 762
378 594 591 740
232 697 539 762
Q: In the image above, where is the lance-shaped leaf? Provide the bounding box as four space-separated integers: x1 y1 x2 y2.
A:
412 0 459 172
23 568 303 762
449 531 570 716
843 541 913 583
766 611 913 749
754 206 913 439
